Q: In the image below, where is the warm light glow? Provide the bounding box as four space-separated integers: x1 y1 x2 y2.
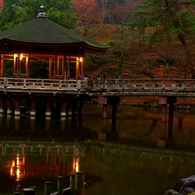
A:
20 54 23 61
10 153 25 181
73 156 80 172
79 57 83 63
72 145 80 172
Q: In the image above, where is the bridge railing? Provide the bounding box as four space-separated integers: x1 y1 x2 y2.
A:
87 77 195 91
1 77 195 92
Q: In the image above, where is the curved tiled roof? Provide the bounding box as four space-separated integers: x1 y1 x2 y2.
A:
0 14 109 51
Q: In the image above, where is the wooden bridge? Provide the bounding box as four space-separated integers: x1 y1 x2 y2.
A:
1 77 195 97
0 76 194 121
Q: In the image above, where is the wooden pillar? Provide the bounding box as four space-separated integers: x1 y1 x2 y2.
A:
111 97 120 131
158 96 176 147
168 97 177 139
0 99 5 113
54 55 56 79
67 100 73 116
75 171 85 195
60 101 66 117
7 99 13 115
14 100 20 116
45 101 51 117
67 56 70 79
73 99 79 116
49 58 52 79
57 176 64 195
30 100 36 116
44 182 51 195
158 97 167 147
99 97 108 119
0 54 3 77
70 173 76 195
63 55 66 79
78 100 84 117
80 57 84 78
76 58 79 79
159 97 167 123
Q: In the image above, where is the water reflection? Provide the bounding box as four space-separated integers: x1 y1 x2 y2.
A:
10 151 25 182
0 104 195 195
0 142 81 194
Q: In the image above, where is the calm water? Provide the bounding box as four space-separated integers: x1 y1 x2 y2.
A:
0 103 195 195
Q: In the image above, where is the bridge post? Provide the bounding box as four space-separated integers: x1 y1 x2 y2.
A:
45 101 51 117
30 100 36 116
60 101 66 117
158 97 167 147
0 99 5 113
111 96 120 131
78 99 84 118
14 99 20 116
168 97 177 139
67 100 73 116
158 96 176 147
6 99 13 115
99 97 108 119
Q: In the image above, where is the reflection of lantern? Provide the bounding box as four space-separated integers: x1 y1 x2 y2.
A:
72 146 80 172
10 152 25 181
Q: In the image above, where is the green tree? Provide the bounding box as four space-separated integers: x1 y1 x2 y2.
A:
131 0 195 78
0 0 76 30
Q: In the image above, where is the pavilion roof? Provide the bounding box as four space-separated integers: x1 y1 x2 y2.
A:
0 11 109 52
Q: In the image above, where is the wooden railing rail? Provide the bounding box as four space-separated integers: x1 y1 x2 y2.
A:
1 77 195 93
1 78 87 91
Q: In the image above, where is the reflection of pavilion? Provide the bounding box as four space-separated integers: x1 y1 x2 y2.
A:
0 142 81 184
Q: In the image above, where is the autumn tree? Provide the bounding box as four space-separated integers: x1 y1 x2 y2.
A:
71 0 98 37
131 0 195 79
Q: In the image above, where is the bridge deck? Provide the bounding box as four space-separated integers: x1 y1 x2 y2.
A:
1 77 195 97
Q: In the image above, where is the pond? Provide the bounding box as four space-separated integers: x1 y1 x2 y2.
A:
0 103 195 195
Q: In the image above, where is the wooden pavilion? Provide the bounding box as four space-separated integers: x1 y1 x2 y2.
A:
0 5 108 80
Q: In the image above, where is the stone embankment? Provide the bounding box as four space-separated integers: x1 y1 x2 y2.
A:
164 175 195 195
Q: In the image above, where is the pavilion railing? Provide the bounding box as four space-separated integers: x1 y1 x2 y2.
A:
0 78 87 91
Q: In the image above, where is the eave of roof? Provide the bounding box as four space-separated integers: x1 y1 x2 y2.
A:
0 17 109 51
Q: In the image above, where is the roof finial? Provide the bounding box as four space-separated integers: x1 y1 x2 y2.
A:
37 5 47 18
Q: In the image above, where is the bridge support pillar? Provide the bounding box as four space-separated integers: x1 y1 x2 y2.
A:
6 99 13 115
168 97 177 138
72 99 79 116
0 99 5 113
67 100 73 116
14 100 20 116
99 97 108 119
45 101 51 117
78 100 84 118
158 96 176 147
30 100 36 116
60 101 66 117
111 96 120 131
